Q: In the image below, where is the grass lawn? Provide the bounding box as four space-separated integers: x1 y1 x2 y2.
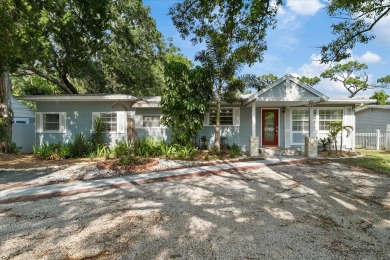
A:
340 149 390 175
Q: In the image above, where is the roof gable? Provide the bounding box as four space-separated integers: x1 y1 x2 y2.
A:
244 74 328 105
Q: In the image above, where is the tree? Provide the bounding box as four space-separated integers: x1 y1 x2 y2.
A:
161 60 212 145
297 76 321 87
327 122 353 155
1 0 164 95
321 1 390 63
169 0 281 153
370 90 390 105
243 74 278 91
320 61 388 98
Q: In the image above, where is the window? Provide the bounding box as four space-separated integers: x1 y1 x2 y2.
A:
43 114 59 131
292 110 309 131
143 116 160 127
36 112 66 133
210 108 233 125
319 109 343 131
99 112 117 132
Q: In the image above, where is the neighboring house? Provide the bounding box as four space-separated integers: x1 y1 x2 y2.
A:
17 74 375 153
355 105 390 133
11 97 35 153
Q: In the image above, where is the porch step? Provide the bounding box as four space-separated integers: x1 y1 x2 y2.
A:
259 147 302 157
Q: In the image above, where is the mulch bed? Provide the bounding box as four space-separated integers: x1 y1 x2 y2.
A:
97 158 159 171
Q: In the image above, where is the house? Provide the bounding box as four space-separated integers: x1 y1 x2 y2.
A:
11 97 35 153
355 105 390 133
16 74 375 154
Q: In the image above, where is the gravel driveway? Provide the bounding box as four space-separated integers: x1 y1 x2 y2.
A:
1 160 389 259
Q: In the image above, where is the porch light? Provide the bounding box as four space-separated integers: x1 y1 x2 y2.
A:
282 106 286 113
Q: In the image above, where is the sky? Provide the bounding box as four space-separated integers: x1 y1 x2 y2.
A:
144 0 390 99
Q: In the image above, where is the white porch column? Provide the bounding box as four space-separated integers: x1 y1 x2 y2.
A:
309 106 314 137
252 102 256 137
249 102 259 156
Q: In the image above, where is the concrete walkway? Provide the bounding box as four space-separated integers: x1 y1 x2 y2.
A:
0 157 306 204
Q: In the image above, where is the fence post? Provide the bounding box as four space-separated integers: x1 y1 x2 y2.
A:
386 125 390 152
376 129 380 150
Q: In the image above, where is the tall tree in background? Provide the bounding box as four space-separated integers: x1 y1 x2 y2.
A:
1 0 164 96
243 74 278 91
320 61 389 97
169 0 281 152
370 90 390 105
321 0 390 63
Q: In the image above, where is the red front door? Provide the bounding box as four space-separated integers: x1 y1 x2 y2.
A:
262 109 278 146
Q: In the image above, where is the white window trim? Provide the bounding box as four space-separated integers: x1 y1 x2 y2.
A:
92 112 126 134
317 107 344 134
36 112 66 134
205 107 240 126
290 108 310 145
140 115 164 128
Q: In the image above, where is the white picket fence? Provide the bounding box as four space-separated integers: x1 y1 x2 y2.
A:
355 130 385 150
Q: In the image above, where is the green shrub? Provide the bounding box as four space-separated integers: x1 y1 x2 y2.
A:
33 144 58 159
175 144 198 160
71 133 91 158
118 155 151 166
112 140 132 158
59 143 72 158
136 137 161 157
229 143 241 158
5 139 22 154
91 117 106 149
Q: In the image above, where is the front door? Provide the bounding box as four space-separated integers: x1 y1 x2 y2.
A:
262 109 279 146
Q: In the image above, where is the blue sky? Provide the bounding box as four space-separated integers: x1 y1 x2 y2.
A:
144 0 390 99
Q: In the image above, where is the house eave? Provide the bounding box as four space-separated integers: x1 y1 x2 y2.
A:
16 95 161 107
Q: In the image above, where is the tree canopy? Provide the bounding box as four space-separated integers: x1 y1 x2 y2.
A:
1 0 164 95
320 61 388 97
321 0 390 63
169 0 281 152
370 90 390 105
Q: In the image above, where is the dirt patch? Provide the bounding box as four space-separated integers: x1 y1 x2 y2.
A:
0 153 105 169
0 161 388 259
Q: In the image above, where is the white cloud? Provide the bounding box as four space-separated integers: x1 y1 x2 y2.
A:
372 15 390 45
356 51 382 64
286 0 324 16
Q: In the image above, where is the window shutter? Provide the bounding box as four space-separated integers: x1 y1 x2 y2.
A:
35 112 43 133
134 115 143 128
59 112 66 133
117 111 126 133
203 112 209 126
233 108 240 126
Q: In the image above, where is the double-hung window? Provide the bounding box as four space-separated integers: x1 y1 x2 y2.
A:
92 112 125 133
36 112 66 133
100 112 117 132
143 116 160 127
292 110 309 132
319 109 343 131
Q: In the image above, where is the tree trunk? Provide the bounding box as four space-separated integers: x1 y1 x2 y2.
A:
0 70 13 153
214 92 221 154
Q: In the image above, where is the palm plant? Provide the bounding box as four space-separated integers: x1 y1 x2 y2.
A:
327 122 353 155
195 34 245 153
